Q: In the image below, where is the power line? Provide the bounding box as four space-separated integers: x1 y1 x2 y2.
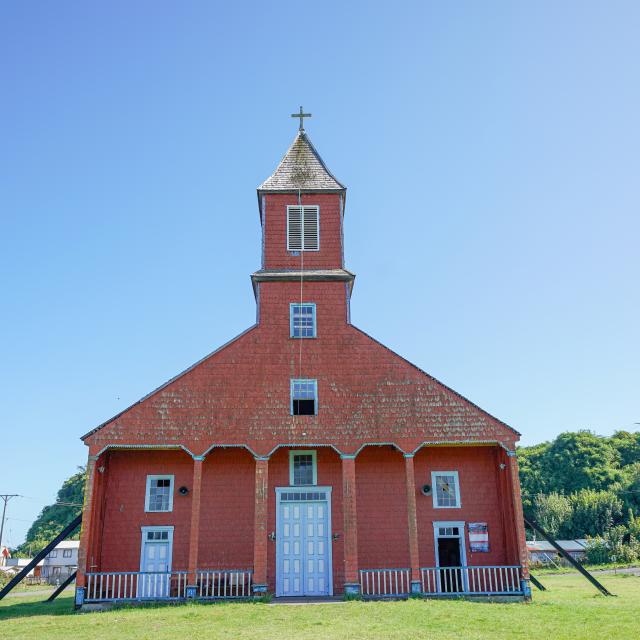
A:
0 495 20 549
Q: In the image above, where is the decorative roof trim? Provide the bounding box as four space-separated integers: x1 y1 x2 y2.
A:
251 269 355 299
92 443 197 459
88 439 513 462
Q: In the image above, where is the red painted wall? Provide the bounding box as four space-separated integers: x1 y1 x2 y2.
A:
97 450 193 572
355 447 411 570
262 193 343 270
414 446 510 567
198 448 255 569
91 443 518 588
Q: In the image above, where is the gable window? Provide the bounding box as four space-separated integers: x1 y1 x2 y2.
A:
62 549 72 558
287 205 319 251
291 379 318 415
290 303 316 338
145 475 174 512
289 450 318 486
431 471 461 508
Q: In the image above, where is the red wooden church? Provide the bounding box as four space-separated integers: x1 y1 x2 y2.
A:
75 114 530 606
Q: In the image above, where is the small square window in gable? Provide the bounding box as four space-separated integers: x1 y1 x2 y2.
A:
291 379 317 415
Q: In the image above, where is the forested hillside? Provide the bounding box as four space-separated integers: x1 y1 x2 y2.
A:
14 467 85 556
518 430 640 562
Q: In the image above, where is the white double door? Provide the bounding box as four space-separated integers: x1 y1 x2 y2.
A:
276 489 332 596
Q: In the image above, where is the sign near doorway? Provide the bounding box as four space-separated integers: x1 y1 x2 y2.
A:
468 522 489 552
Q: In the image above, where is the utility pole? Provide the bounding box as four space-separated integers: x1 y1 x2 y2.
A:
0 495 20 553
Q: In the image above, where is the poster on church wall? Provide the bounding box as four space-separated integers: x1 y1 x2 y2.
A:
468 522 489 552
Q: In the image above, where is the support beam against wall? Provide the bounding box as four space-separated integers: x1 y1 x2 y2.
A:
46 570 78 602
341 454 360 594
252 457 269 594
524 515 614 597
528 573 546 591
0 515 82 601
403 454 421 592
187 456 204 590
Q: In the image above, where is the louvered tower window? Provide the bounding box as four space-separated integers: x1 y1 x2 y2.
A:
287 205 319 251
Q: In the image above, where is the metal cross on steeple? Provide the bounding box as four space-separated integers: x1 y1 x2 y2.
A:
291 106 312 131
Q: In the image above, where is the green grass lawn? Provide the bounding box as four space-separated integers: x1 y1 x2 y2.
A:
1 574 639 640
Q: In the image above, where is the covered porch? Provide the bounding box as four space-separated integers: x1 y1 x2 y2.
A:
76 442 530 605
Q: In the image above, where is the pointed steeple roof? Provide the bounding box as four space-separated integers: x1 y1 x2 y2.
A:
258 130 345 192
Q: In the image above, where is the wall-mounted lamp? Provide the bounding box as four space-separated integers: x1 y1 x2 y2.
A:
268 531 276 541
178 486 189 495
332 533 340 541
499 463 506 470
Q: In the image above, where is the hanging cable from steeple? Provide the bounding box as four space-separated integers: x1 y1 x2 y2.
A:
298 187 304 383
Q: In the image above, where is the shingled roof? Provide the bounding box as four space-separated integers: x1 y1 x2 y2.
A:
258 130 345 192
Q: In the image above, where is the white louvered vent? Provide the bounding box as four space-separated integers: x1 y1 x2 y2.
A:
287 205 319 251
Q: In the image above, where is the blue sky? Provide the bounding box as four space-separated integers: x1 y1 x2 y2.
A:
1 1 638 546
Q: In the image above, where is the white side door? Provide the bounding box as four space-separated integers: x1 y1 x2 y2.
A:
139 527 173 598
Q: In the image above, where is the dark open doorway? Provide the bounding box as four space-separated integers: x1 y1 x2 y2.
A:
437 535 464 592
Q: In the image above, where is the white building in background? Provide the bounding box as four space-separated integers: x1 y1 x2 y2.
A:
42 540 79 584
526 539 588 565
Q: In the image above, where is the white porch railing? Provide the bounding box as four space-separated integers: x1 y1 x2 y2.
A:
197 570 253 598
359 568 411 596
85 571 189 602
420 566 523 595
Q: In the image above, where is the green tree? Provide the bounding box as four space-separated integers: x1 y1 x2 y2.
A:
517 442 551 511
569 489 623 538
14 467 85 557
613 462 640 519
543 431 621 494
532 492 573 537
610 431 640 466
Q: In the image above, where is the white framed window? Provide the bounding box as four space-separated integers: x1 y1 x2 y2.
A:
287 205 319 251
49 550 58 558
289 450 318 486
431 471 461 508
290 303 316 338
145 475 174 512
62 549 72 558
290 379 318 415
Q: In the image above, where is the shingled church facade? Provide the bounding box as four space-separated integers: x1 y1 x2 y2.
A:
75 120 530 606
